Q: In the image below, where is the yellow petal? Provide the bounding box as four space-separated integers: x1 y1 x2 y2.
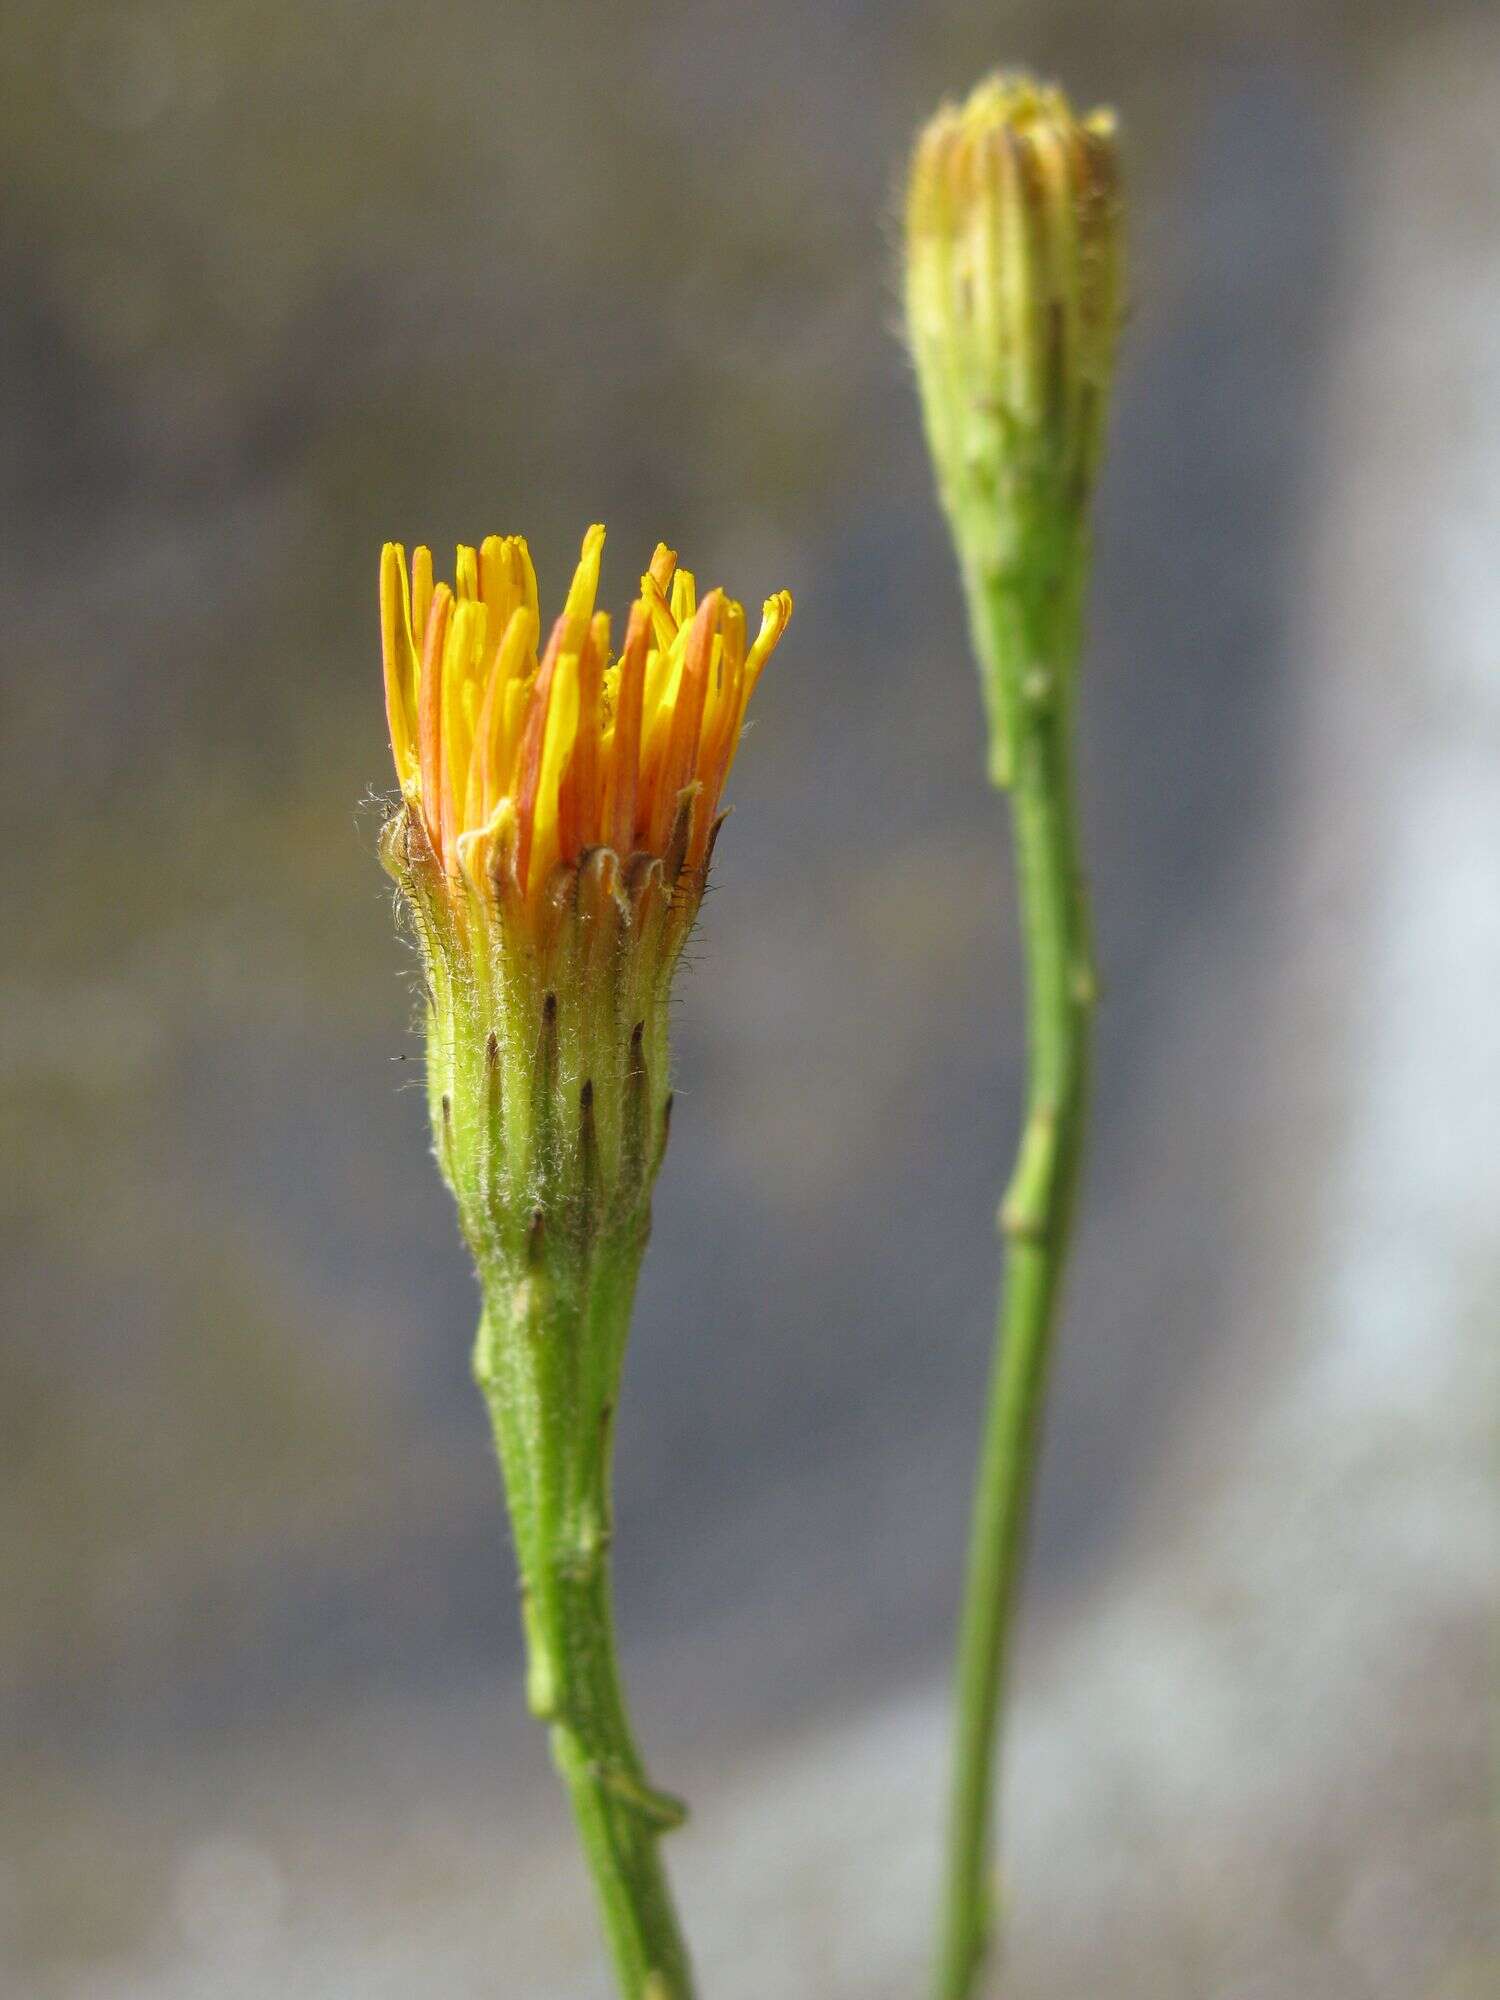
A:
379 543 419 788
669 566 696 627
563 524 607 635
529 650 580 893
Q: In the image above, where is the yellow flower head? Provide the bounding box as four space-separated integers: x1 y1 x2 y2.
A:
381 524 791 919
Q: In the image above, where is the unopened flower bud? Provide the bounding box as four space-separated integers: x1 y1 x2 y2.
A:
905 74 1123 783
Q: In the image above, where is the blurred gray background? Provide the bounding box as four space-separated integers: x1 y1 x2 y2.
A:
1 2 1495 1995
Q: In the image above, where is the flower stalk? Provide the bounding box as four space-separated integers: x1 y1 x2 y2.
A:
905 74 1123 2000
379 526 791 1997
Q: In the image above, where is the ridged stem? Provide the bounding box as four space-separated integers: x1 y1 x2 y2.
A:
935 535 1096 2000
475 1236 694 2000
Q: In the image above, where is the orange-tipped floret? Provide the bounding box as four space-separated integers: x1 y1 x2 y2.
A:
381 526 791 914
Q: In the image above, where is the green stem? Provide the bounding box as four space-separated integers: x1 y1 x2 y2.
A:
475 1239 694 1999
935 548 1096 2000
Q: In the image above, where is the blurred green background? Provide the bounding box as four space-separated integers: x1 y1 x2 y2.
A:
2 2 1495 1995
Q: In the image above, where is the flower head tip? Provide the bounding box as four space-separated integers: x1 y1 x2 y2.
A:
905 72 1124 512
381 526 791 925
